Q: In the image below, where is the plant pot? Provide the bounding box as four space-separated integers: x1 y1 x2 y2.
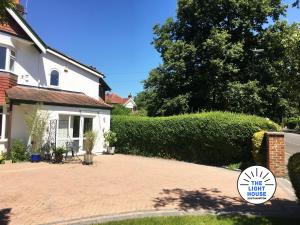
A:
43 153 51 161
31 154 41 163
84 153 93 165
107 146 115 155
54 154 64 163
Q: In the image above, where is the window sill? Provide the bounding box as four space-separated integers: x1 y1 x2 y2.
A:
0 139 8 143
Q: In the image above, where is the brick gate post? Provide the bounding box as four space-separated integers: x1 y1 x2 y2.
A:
266 132 285 177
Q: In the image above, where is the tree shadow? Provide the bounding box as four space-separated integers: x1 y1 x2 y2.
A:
0 208 12 225
153 188 300 217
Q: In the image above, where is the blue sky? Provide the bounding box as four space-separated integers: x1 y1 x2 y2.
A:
22 0 299 97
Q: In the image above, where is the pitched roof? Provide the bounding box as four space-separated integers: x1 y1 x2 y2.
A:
4 8 105 78
6 85 112 109
105 93 129 104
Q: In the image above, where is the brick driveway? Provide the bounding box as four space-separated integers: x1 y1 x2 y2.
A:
0 155 299 225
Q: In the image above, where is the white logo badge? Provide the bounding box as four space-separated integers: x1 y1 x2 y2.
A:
237 166 276 204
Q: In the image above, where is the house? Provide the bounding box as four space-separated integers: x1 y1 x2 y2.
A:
105 93 137 111
0 0 112 155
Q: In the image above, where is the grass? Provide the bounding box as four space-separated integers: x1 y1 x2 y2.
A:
96 215 300 225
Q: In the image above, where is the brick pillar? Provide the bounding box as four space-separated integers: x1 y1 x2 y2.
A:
266 132 286 177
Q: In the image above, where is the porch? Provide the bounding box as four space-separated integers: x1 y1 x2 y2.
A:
1 85 112 154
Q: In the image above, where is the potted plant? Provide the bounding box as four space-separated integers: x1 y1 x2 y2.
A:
104 131 117 154
53 147 66 163
25 104 49 163
83 131 97 165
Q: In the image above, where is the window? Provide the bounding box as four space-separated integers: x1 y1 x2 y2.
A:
0 47 7 70
9 50 16 71
0 47 16 72
72 116 80 138
0 107 8 140
83 118 93 133
50 70 59 86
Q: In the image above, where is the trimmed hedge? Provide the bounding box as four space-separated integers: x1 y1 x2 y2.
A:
288 153 300 202
251 131 267 166
285 117 300 129
112 112 280 166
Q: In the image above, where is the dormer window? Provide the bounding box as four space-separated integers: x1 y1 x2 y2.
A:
50 70 59 86
0 46 16 72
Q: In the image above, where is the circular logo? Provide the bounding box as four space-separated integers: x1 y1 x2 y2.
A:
237 166 276 204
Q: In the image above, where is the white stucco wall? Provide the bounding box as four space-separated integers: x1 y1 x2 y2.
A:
0 32 100 99
11 104 111 155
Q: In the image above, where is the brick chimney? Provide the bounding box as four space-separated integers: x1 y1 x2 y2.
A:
14 0 25 16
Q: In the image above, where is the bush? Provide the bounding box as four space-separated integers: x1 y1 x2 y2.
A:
288 153 300 202
251 131 267 166
0 152 5 164
10 139 30 163
285 117 300 129
112 112 280 166
111 105 132 116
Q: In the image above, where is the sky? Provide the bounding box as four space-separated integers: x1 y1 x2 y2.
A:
22 0 299 97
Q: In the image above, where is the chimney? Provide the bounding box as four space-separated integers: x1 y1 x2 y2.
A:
14 0 25 16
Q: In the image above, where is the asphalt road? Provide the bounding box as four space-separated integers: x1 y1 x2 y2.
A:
285 132 300 163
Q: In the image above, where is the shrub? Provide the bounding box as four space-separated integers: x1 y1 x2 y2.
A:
285 117 300 129
10 139 30 163
104 131 117 147
251 131 267 166
84 131 97 154
0 152 5 164
111 105 132 116
288 153 300 202
111 112 280 166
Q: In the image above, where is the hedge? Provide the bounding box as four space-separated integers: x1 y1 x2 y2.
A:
111 112 280 166
288 153 300 202
251 131 267 166
285 117 300 129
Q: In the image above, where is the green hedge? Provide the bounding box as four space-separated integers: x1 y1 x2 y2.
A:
111 112 280 166
285 117 300 129
288 153 300 202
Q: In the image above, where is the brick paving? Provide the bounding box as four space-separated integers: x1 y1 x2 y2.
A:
0 155 299 225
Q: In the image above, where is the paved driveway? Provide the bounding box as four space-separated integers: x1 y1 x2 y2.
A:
0 155 299 225
285 132 300 163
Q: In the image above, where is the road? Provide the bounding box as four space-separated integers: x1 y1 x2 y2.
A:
285 132 300 163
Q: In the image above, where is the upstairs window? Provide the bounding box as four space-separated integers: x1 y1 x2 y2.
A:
9 50 16 71
50 70 59 86
0 46 16 72
0 46 7 70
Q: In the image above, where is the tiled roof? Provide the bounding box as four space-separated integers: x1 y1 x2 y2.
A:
6 85 112 109
105 93 129 104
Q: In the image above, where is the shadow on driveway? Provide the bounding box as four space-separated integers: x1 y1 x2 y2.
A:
153 188 300 217
0 208 12 225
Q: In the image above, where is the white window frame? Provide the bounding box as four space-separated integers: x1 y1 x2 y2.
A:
57 114 95 152
0 106 8 141
0 46 16 73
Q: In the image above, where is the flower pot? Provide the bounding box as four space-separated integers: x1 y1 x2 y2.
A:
43 153 51 161
84 153 93 165
54 154 64 163
31 154 41 162
107 146 115 155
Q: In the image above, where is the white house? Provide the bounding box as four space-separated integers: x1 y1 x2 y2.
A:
105 93 137 112
0 1 112 155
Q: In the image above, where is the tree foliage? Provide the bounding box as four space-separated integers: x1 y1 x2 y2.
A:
138 0 300 121
0 0 15 24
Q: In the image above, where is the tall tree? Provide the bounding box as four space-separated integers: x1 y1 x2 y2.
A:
0 0 15 24
139 0 300 121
